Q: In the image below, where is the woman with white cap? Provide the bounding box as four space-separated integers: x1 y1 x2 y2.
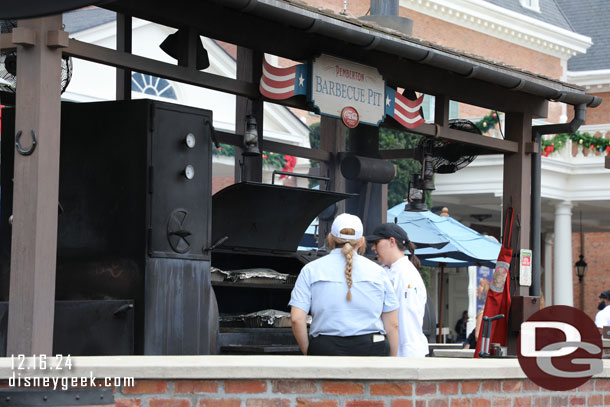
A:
367 223 429 358
289 213 399 356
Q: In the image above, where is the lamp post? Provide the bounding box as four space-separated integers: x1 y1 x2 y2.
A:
575 212 587 310
575 254 587 283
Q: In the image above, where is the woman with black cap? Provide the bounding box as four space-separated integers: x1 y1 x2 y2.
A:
367 223 429 358
289 213 399 356
595 290 610 335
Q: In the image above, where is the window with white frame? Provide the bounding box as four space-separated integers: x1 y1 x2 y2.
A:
519 0 540 12
131 73 177 100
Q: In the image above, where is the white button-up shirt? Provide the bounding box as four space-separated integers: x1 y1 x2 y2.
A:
595 304 610 329
385 256 429 357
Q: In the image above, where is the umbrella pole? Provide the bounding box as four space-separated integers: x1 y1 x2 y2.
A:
438 263 445 343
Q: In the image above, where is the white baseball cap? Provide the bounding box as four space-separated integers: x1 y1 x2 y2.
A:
331 213 363 240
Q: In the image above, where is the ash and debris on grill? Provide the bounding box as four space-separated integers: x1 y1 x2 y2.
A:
211 267 296 284
219 309 312 328
243 309 292 328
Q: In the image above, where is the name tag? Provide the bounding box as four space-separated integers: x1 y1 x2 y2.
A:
373 334 385 343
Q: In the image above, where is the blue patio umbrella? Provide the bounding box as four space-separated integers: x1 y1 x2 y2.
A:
389 202 500 267
389 202 501 341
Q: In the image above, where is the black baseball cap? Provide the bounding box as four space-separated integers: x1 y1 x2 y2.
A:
366 223 409 245
600 290 610 300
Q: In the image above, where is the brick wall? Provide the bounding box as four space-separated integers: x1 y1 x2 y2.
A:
98 378 610 407
212 176 235 195
303 0 564 123
306 0 562 80
568 92 610 126
572 232 610 320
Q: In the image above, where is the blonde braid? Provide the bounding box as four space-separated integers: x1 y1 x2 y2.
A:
341 243 354 301
327 229 365 302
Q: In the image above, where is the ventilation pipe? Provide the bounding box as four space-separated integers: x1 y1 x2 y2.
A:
359 0 413 36
530 104 586 298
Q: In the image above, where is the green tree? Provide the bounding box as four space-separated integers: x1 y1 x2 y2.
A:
378 128 421 208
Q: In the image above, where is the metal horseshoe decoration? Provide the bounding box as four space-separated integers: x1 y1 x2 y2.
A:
15 130 37 156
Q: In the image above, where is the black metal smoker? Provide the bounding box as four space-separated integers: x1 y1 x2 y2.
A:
0 99 352 355
1 99 217 355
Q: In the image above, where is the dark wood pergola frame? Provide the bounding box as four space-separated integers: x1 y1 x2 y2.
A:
0 0 601 355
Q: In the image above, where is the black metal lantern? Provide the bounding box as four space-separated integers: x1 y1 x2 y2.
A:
575 254 587 283
405 173 428 211
243 115 261 156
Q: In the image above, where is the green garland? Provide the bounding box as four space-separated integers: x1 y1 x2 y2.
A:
541 132 610 157
473 110 610 157
212 143 286 169
475 111 501 134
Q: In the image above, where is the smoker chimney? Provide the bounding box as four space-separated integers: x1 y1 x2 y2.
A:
359 0 413 36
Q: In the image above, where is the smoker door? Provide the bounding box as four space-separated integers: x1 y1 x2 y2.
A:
144 102 217 355
148 103 212 260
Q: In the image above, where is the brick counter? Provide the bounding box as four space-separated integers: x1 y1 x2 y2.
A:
1 356 610 407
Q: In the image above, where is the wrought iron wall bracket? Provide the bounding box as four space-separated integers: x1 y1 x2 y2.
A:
15 130 37 156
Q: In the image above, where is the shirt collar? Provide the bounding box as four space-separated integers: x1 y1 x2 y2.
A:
389 255 410 271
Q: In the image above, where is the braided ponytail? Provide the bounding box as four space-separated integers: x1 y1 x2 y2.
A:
327 230 365 302
341 243 354 301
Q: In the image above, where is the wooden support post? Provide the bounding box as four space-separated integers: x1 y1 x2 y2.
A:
434 94 449 127
115 13 132 100
346 125 382 234
318 116 346 245
7 15 64 355
503 111 533 355
605 155 610 170
234 47 263 182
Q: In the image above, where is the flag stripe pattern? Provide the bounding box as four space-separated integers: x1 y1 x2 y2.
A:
385 86 425 129
260 58 308 100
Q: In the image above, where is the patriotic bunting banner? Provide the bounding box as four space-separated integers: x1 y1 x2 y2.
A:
259 55 425 130
384 86 425 129
259 58 308 100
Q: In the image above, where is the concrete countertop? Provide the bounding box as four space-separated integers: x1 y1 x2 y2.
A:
1 356 610 381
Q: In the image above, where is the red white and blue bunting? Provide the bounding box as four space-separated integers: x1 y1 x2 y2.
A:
259 55 425 131
259 58 308 100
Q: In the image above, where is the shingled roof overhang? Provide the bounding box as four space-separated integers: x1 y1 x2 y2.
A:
102 0 601 117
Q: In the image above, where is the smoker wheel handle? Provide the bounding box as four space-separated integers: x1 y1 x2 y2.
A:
113 303 134 318
478 314 505 358
15 130 37 156
203 235 229 253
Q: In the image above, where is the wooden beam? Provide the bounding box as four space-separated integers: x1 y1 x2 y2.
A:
319 116 347 246
215 130 331 162
606 155 610 170
115 13 132 101
103 0 550 117
503 111 533 355
378 121 518 155
66 38 314 111
434 94 449 128
0 32 15 51
378 149 418 160
234 47 263 182
64 39 259 99
7 16 63 355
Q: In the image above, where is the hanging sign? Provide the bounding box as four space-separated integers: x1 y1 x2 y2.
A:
310 54 385 126
519 249 532 286
259 54 424 130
